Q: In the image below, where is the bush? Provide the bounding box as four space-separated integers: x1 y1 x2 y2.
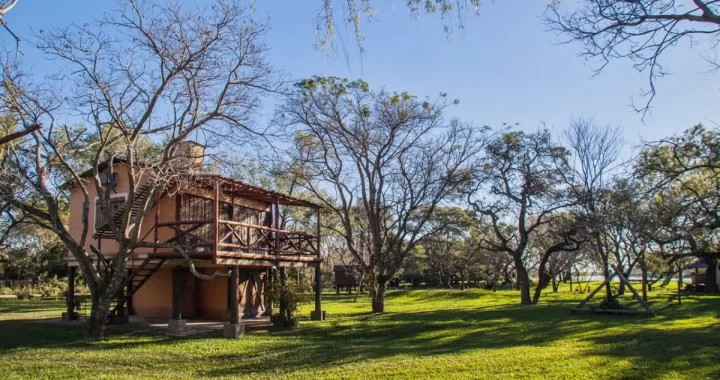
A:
13 288 34 300
40 276 67 298
270 276 312 329
598 296 623 310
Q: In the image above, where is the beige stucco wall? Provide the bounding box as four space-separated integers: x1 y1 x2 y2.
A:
131 266 266 321
67 163 178 259
131 267 196 319
195 268 230 320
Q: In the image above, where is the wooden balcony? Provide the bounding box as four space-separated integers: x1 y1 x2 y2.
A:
150 218 321 265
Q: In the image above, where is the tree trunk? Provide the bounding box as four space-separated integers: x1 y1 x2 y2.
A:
704 259 718 293
87 292 113 339
551 274 559 292
371 281 387 313
640 252 648 301
602 256 612 299
515 260 531 305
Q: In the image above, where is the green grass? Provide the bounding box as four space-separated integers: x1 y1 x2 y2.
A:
0 285 719 379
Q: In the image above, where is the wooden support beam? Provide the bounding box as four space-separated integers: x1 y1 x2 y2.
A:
612 265 654 315
64 266 76 320
274 197 280 255
126 268 133 315
213 183 220 264
229 266 239 325
314 265 322 312
266 268 274 316
570 307 655 316
574 274 616 310
154 192 161 255
172 266 183 320
316 207 321 258
279 267 287 318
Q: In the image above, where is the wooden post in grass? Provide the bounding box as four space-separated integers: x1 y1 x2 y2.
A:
223 265 244 338
311 264 326 320
169 266 186 330
278 266 287 325
63 266 77 320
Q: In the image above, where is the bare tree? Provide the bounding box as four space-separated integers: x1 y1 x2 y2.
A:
545 0 720 116
0 0 279 338
468 129 574 305
561 116 623 300
280 77 488 313
0 0 20 49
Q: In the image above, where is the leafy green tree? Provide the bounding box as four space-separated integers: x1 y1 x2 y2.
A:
280 76 488 313
637 125 720 292
468 129 573 305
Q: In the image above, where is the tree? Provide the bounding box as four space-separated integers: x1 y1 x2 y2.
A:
310 0 481 52
529 213 584 304
637 125 720 292
561 116 623 300
545 0 720 115
417 207 478 288
468 129 573 305
280 76 487 312
0 0 280 338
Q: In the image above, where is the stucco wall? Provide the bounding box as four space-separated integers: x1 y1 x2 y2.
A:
132 267 196 319
131 266 266 321
67 164 179 259
195 268 230 320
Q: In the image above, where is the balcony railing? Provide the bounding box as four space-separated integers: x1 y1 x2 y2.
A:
149 219 319 262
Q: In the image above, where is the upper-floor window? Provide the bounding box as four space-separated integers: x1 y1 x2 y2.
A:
95 197 126 229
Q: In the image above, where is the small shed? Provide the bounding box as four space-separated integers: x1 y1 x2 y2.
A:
333 265 361 294
687 261 708 288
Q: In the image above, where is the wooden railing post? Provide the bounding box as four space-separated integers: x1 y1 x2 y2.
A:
213 183 220 263
274 197 280 256
230 265 239 324
316 207 321 258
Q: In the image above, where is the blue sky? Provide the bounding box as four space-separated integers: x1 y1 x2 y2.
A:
8 0 720 155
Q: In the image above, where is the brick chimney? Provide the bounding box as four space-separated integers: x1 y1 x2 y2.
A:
170 141 205 173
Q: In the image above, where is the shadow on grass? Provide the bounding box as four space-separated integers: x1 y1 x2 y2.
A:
198 297 720 378
2 291 719 378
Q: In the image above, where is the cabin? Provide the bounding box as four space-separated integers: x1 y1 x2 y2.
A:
333 265 361 294
63 142 325 337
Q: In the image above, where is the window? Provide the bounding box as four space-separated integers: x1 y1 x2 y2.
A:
95 197 126 229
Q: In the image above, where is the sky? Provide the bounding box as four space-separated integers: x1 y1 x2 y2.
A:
7 0 720 157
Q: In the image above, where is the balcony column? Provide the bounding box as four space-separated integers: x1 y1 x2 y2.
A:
278 266 287 320
224 265 244 338
311 207 326 321
169 266 186 330
62 266 77 321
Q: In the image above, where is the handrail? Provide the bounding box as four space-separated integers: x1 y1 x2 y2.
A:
218 219 316 238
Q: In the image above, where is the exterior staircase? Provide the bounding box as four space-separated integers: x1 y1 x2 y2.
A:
108 257 166 320
94 183 155 239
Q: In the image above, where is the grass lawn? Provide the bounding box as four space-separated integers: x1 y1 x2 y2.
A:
1 285 719 379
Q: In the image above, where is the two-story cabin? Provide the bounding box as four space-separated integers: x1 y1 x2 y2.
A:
64 142 325 337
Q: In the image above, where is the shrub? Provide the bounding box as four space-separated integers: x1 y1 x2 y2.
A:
270 276 312 329
598 296 623 310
